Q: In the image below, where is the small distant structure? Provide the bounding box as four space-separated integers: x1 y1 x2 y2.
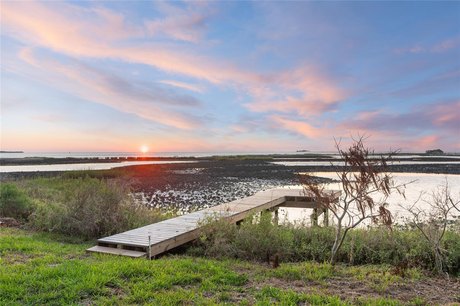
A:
425 149 444 156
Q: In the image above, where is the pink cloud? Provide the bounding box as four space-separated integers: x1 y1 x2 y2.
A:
431 100 460 128
1 2 141 56
1 1 251 85
344 100 460 133
245 66 345 116
270 115 323 138
159 80 204 93
19 48 203 130
145 2 211 43
3 0 350 147
410 135 440 149
2 1 344 119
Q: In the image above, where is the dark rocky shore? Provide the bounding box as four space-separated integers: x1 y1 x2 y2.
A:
2 158 459 213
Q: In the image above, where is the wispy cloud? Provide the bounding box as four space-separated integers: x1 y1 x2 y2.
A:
2 1 459 152
19 48 204 130
394 37 460 54
145 2 212 43
29 114 66 123
1 0 345 119
270 115 323 138
159 80 204 93
388 69 460 99
344 100 460 133
1 1 240 84
245 66 345 117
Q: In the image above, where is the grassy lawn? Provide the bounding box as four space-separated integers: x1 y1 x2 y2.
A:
1 228 458 305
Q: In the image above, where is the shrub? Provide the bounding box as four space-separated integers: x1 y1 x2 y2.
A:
194 215 460 275
289 226 335 261
198 216 238 259
198 212 294 262
29 200 66 233
0 183 34 220
234 212 294 261
26 177 166 239
443 230 460 274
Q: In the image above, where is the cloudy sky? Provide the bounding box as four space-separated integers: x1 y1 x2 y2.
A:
1 1 459 153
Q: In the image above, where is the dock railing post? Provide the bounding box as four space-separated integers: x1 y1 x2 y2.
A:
311 208 318 226
323 208 329 227
148 234 151 259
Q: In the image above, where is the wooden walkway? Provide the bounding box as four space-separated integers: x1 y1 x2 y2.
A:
87 188 340 258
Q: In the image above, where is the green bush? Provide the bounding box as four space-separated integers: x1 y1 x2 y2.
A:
234 212 294 261
289 226 335 261
198 213 294 262
197 216 238 258
0 183 34 220
29 200 66 233
25 177 166 239
194 215 460 275
443 230 460 274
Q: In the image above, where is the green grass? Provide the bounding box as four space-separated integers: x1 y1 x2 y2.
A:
1 228 448 305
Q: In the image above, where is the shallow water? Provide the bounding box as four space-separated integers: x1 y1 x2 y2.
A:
279 172 460 224
0 160 197 173
272 160 460 166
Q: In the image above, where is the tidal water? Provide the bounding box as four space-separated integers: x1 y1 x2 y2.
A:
279 172 460 224
0 151 301 159
0 160 197 173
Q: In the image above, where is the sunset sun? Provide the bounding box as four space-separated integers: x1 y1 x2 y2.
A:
140 145 149 154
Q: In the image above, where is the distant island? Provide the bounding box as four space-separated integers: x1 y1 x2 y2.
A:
296 150 309 152
0 150 23 153
425 149 444 156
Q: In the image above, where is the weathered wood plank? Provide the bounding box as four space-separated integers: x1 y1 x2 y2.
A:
86 246 146 258
89 188 340 258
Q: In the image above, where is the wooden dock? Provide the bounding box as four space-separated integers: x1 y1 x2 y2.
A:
87 188 340 258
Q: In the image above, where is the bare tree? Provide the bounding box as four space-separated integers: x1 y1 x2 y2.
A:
403 180 460 274
302 136 408 264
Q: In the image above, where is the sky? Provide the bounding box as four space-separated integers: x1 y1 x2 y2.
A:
1 1 459 153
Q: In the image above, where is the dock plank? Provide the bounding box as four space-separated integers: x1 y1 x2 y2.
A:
88 188 339 258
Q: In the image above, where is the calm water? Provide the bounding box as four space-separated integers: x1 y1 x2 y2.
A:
5 151 458 159
272 160 460 166
0 151 302 159
0 160 197 173
280 172 460 224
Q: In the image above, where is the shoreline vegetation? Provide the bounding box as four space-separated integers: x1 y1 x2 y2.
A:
1 150 459 304
1 227 459 305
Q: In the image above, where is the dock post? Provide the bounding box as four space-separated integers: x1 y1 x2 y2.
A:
148 235 151 259
323 208 329 227
311 208 318 226
274 208 279 226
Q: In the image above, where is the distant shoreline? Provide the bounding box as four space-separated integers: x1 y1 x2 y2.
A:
1 152 460 166
0 156 198 166
1 156 460 183
0 150 24 153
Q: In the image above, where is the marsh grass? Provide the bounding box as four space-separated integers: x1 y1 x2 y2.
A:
1 228 437 305
4 176 168 239
194 214 460 275
0 183 34 220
